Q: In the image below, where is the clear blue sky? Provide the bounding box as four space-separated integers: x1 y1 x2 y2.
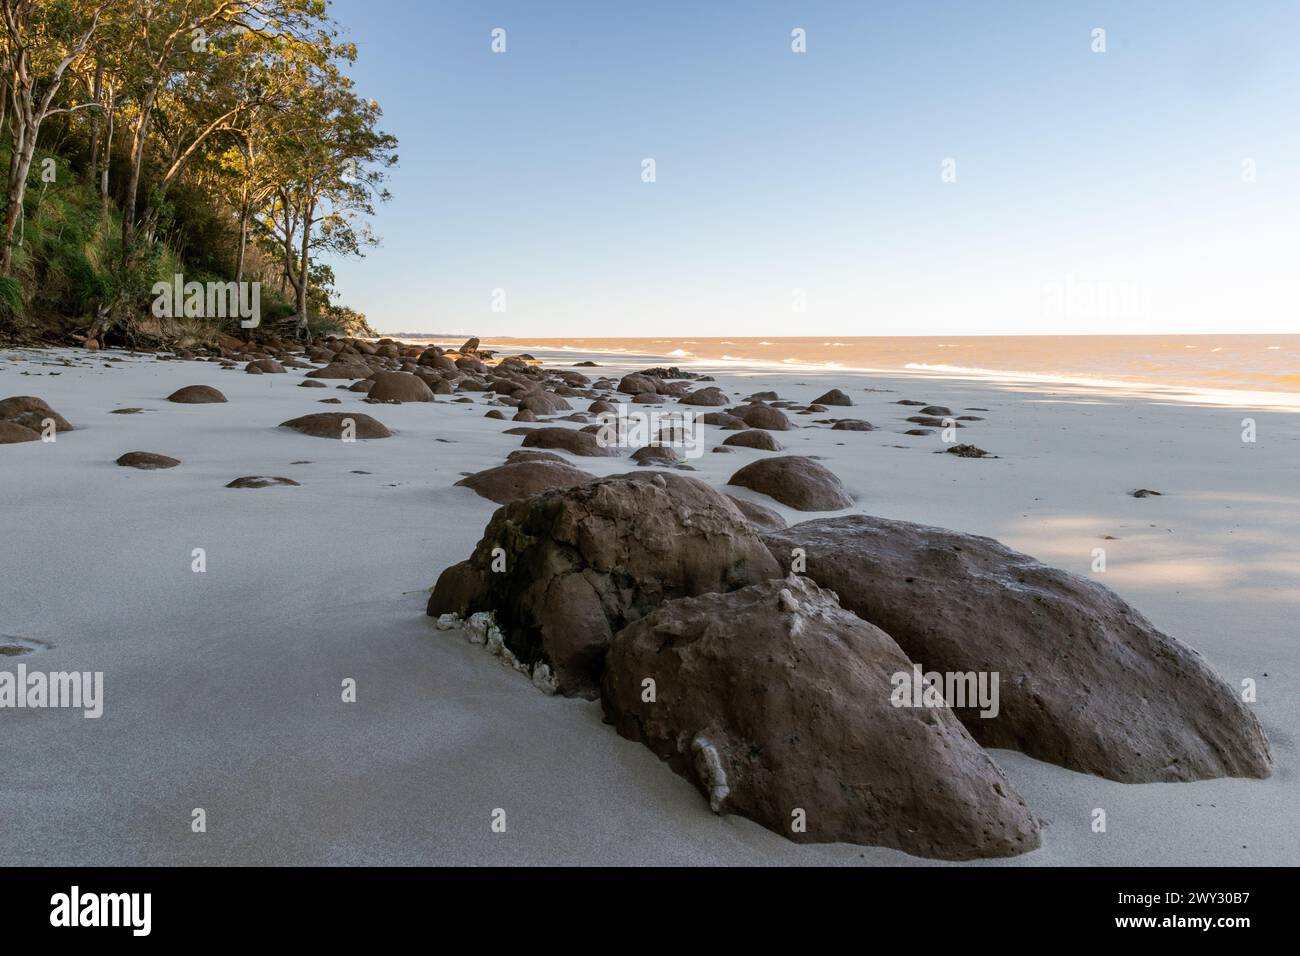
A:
327 0 1300 337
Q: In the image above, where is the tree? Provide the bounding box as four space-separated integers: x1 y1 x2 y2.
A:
255 55 394 338
0 0 110 274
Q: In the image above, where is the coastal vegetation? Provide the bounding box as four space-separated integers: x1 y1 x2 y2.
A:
0 0 396 346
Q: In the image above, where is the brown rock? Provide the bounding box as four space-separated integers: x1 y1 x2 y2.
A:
0 421 40 444
630 445 680 466
521 426 618 457
700 412 747 429
680 387 729 406
832 419 875 431
722 429 782 451
246 359 285 373
368 371 434 403
517 390 572 415
601 576 1041 860
0 396 73 431
728 456 853 511
306 362 371 380
115 451 180 470
762 515 1273 783
732 403 792 431
167 385 227 404
226 476 301 488
279 412 391 440
617 373 659 395
456 460 595 504
428 472 781 697
812 388 852 406
505 450 569 465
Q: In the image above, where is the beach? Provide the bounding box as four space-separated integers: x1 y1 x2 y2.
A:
1 342 1295 866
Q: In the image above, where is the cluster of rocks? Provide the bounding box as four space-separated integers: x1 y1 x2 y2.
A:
429 472 1272 860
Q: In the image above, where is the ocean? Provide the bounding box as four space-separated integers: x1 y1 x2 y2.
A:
398 334 1300 396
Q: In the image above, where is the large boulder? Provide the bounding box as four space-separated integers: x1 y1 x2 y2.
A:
602 575 1041 860
279 412 391 440
617 373 659 395
428 472 782 697
167 384 226 404
0 396 73 432
722 429 782 451
521 426 618 458
517 390 572 415
728 456 853 511
367 371 434 403
455 460 595 504
732 403 792 431
762 515 1273 783
680 387 729 407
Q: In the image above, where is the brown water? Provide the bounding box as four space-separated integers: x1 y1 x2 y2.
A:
437 334 1300 395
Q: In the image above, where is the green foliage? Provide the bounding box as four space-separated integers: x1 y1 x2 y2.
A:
0 276 25 327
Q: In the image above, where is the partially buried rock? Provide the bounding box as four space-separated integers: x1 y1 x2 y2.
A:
246 359 285 374
428 471 781 698
279 412 391 440
946 443 991 458
456 460 595 504
115 451 180 470
505 449 568 465
812 388 852 406
226 476 300 489
0 421 40 444
832 419 874 431
0 395 74 431
728 455 853 511
732 403 792 431
762 515 1273 783
521 426 618 457
630 445 681 466
167 384 227 404
298 380 326 388
601 575 1041 860
680 386 729 406
722 429 782 451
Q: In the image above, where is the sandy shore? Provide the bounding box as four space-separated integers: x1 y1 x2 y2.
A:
1 344 1295 865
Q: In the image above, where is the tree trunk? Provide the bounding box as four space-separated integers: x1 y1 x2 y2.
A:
0 132 36 275
296 198 314 341
87 59 102 187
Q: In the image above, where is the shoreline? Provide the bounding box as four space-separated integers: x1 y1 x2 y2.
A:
386 337 1300 413
1 341 1295 865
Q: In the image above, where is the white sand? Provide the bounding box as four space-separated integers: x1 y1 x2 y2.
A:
1 345 1295 866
